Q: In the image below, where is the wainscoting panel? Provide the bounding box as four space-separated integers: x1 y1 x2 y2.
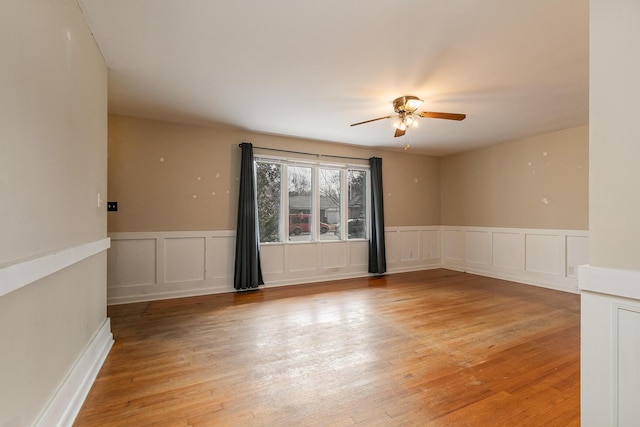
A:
289 243 318 272
107 238 156 287
617 305 640 425
321 242 347 269
164 237 206 283
260 244 285 274
465 231 491 266
108 232 384 304
422 230 440 260
385 226 442 273
400 231 420 262
349 241 369 267
107 226 586 304
443 229 465 262
525 233 561 275
442 226 588 293
492 232 524 270
566 235 589 278
580 266 640 426
207 234 235 279
108 231 234 304
384 231 399 263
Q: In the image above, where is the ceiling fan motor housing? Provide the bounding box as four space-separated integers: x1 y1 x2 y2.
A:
393 95 423 113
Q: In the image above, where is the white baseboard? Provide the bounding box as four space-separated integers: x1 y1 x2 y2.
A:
462 266 579 293
108 265 445 304
34 318 114 427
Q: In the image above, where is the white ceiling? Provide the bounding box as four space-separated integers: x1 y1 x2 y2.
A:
78 0 589 156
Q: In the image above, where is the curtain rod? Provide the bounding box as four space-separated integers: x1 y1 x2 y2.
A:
239 144 369 162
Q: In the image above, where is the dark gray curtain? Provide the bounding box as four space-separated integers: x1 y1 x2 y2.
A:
234 142 264 290
369 157 386 274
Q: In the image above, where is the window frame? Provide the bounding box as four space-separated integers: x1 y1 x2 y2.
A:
255 154 370 245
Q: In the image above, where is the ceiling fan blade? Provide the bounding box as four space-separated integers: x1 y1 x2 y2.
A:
418 111 466 121
394 128 406 138
350 115 392 127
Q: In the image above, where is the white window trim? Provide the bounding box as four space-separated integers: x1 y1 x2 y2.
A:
255 155 370 244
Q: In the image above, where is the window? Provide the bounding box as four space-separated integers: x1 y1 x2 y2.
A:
255 157 369 243
288 166 313 241
347 170 367 239
318 168 341 241
256 162 281 243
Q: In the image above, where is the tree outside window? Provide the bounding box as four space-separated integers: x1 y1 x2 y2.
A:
318 168 341 240
347 170 367 239
256 162 281 243
288 166 312 241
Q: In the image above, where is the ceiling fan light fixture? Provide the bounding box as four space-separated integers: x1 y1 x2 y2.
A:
393 95 423 113
393 114 418 131
396 121 407 131
405 115 418 128
405 98 423 112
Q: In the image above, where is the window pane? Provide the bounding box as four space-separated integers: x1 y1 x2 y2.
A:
288 166 313 241
319 168 341 240
256 162 281 243
348 170 367 239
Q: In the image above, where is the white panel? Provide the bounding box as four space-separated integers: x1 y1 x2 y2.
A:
465 231 491 265
617 307 640 425
443 230 464 261
581 269 640 427
581 265 640 301
492 232 524 270
385 231 399 262
0 238 110 298
581 290 615 427
525 234 560 275
566 235 589 277
164 237 205 283
400 231 420 261
289 244 317 272
210 235 235 278
321 243 347 269
107 239 156 287
350 241 368 267
260 244 285 274
422 230 440 260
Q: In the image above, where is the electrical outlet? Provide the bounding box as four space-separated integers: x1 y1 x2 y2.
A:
107 201 118 212
568 266 575 275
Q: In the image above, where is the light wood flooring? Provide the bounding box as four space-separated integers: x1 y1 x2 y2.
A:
74 269 580 426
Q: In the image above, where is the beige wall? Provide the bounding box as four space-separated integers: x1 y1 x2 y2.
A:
107 114 441 232
108 116 588 234
0 0 107 424
589 0 640 269
440 125 588 230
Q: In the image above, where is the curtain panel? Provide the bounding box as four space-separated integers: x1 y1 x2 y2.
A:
368 157 386 274
234 142 264 290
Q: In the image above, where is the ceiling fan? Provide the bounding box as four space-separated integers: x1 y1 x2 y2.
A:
350 95 466 137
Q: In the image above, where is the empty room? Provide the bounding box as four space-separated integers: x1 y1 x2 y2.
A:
2 0 640 426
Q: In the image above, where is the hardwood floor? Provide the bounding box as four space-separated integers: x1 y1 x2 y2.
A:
74 269 580 426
